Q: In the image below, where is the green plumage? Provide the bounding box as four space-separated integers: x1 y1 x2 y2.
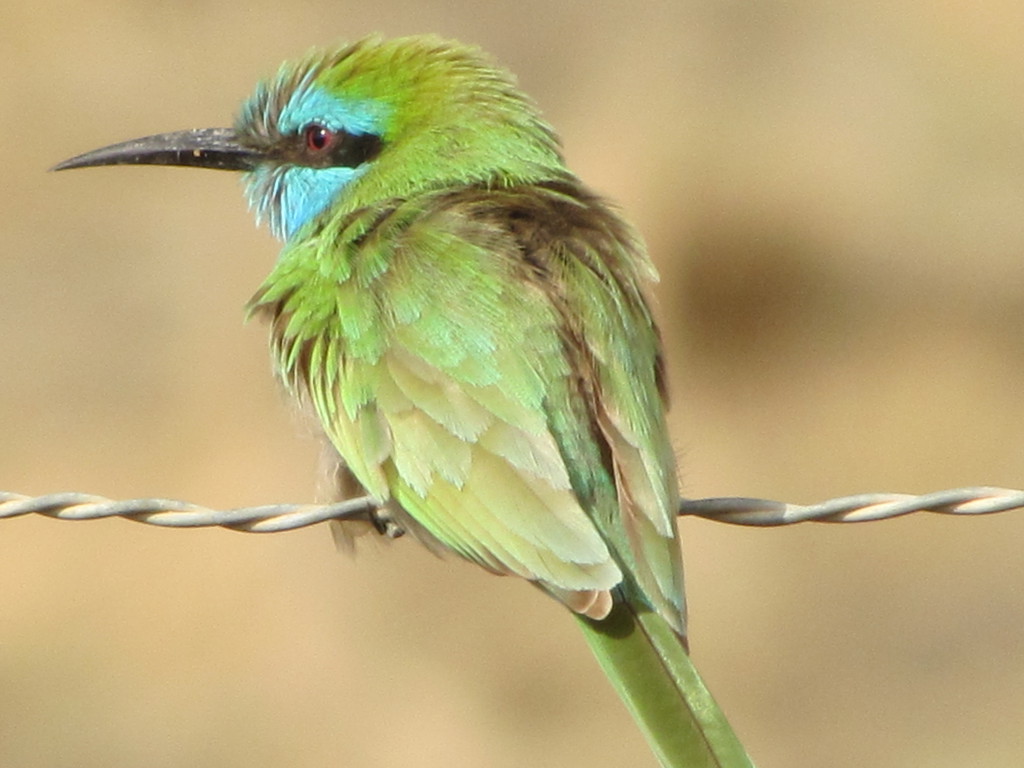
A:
55 34 754 768
250 176 685 620
245 39 687 632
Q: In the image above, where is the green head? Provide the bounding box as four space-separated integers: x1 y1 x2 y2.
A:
54 36 566 241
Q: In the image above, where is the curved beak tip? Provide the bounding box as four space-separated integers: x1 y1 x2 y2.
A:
53 127 258 173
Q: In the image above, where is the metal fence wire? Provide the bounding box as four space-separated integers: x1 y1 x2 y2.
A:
2 486 1022 535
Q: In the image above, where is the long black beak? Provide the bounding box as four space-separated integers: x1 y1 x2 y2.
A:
52 127 259 172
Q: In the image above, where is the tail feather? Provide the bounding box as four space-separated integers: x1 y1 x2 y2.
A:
576 597 755 768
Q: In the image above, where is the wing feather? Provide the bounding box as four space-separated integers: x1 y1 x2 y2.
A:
251 182 682 627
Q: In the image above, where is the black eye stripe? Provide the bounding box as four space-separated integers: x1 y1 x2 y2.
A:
285 126 382 169
331 131 382 168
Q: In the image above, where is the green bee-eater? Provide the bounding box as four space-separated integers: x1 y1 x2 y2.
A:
55 36 753 767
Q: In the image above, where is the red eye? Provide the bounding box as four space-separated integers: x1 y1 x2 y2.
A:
304 124 334 152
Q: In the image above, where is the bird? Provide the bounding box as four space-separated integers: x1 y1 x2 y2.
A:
54 35 752 768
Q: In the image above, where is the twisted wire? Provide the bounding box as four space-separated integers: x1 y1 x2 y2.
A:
0 492 377 533
2 486 1021 533
677 486 1024 525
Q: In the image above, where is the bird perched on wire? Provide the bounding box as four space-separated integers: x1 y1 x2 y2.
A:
55 35 752 767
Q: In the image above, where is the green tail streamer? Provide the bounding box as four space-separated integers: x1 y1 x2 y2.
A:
577 601 756 768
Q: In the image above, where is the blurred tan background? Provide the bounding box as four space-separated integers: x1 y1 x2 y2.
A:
2 2 1024 766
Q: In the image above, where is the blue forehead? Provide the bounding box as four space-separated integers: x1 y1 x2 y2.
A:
278 83 389 136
